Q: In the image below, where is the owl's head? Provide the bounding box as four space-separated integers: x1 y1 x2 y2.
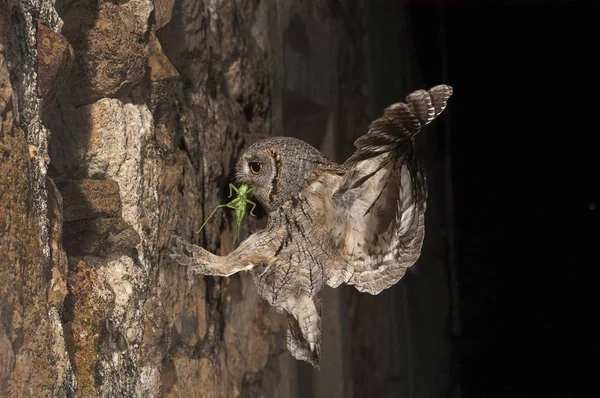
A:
235 137 327 213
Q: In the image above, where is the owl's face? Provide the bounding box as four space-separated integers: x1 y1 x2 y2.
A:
235 137 325 213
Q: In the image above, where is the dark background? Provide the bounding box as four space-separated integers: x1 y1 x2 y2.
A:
409 1 599 396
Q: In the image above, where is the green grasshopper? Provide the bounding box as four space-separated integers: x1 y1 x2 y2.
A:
197 183 257 242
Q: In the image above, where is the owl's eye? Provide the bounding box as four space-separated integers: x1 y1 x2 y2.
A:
248 161 263 175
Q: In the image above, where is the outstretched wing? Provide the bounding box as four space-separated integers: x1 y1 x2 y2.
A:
327 85 453 294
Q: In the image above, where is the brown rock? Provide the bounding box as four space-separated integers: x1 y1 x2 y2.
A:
153 0 175 29
171 356 217 398
141 297 170 364
63 257 116 398
63 217 140 257
198 359 217 397
10 0 300 395
148 32 178 82
0 19 10 115
1 46 71 396
0 8 9 57
57 0 153 104
46 177 68 307
36 24 74 107
56 178 122 222
0 329 14 390
4 0 346 394
147 31 179 113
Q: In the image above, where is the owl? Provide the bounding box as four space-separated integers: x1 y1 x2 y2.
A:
170 85 453 367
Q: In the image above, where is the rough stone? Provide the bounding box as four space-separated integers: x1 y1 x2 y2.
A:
0 11 75 393
153 0 175 29
0 8 10 51
47 41 162 395
94 254 157 396
171 356 218 398
79 99 156 231
56 178 122 222
37 23 74 108
63 257 116 397
46 177 68 307
63 217 140 257
141 297 170 365
223 276 276 388
147 31 179 114
56 0 154 104
2 0 322 395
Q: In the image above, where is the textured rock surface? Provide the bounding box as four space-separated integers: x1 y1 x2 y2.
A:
57 178 122 222
57 0 154 105
63 257 115 397
3 0 295 396
36 23 73 109
0 1 74 396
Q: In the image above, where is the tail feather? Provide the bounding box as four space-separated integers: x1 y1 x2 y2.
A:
346 84 452 168
428 84 453 116
338 85 453 200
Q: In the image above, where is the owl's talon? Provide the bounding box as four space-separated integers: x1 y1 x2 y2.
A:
168 235 212 273
169 247 191 265
170 233 188 252
187 266 198 288
169 229 182 238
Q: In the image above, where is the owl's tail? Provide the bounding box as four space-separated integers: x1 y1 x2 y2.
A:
339 85 453 203
346 85 453 165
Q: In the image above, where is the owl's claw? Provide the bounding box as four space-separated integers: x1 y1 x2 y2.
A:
169 233 213 275
169 234 216 287
168 229 182 238
170 232 191 251
169 246 193 266
168 232 251 279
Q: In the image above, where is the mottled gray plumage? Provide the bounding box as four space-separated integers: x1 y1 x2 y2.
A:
170 85 453 367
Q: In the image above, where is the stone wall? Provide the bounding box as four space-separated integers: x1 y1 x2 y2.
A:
1 0 294 396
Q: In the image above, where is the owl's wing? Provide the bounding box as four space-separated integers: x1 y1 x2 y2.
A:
328 85 453 294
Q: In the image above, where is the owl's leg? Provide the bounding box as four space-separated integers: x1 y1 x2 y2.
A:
169 233 268 278
286 315 318 368
285 293 321 366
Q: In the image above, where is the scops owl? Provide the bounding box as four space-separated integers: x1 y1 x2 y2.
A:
170 85 453 367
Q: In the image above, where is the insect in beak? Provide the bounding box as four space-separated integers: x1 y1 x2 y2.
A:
196 183 258 243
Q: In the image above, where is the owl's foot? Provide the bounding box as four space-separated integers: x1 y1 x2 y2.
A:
169 233 216 287
285 294 322 367
169 233 213 269
169 232 258 280
297 296 321 355
286 329 320 369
